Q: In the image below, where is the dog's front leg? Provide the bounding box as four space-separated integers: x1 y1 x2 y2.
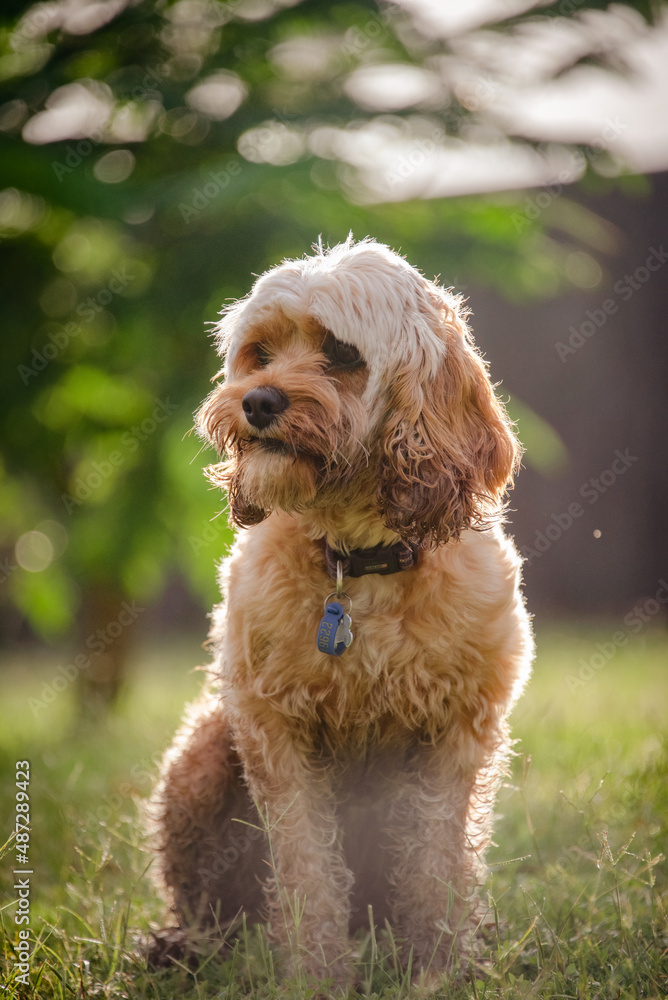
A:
232 703 353 987
389 741 498 979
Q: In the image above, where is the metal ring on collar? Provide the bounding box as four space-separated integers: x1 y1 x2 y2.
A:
323 592 352 615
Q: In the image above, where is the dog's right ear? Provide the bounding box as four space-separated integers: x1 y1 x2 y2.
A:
196 383 231 460
196 388 268 529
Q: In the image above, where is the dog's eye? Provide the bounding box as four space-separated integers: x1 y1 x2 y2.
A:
255 343 271 367
322 332 364 369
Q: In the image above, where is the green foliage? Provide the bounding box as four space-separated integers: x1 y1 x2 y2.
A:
0 628 666 997
0 0 665 639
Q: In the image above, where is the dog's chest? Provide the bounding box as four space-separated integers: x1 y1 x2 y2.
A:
218 532 492 739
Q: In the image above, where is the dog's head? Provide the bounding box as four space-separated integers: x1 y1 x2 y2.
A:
197 238 520 545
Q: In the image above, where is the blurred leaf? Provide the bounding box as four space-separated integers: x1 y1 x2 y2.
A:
508 397 569 477
0 0 663 650
36 365 152 426
11 559 77 637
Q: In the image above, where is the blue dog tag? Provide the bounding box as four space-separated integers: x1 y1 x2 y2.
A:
317 601 353 656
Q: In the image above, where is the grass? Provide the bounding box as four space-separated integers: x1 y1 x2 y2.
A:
0 625 666 999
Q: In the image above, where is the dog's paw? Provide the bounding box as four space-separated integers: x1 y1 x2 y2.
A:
138 925 230 970
137 926 190 968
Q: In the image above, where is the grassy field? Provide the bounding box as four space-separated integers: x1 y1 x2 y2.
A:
0 626 666 999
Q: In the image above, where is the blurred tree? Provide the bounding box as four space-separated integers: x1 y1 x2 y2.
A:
0 0 664 707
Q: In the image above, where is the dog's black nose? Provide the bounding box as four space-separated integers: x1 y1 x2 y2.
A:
242 386 289 430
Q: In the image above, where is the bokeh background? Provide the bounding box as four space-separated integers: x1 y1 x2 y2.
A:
0 3 667 994
2 0 667 709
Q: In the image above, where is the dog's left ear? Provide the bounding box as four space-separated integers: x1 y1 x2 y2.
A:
378 289 520 546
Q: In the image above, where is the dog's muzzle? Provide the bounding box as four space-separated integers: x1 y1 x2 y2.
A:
242 386 289 430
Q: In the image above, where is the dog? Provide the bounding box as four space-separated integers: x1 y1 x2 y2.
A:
149 237 533 988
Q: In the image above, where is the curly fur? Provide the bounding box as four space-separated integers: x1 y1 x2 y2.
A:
149 237 534 988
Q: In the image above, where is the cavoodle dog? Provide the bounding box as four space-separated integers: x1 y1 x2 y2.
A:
150 238 533 987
